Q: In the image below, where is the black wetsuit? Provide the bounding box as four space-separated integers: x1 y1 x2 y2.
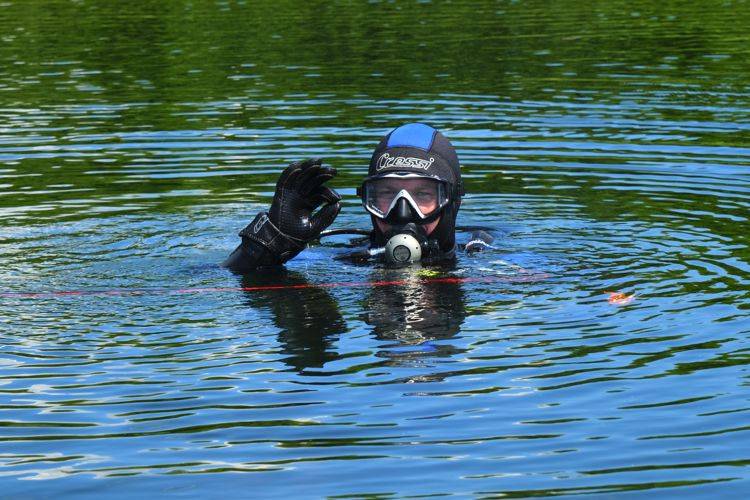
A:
223 227 495 273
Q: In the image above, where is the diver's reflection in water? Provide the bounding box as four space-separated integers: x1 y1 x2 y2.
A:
363 265 467 362
240 271 345 371
239 265 467 370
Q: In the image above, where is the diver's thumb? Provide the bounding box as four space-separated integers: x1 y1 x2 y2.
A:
310 202 341 235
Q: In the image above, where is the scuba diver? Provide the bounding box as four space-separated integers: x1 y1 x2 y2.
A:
222 122 493 273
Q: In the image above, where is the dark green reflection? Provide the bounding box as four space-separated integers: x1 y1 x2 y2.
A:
240 270 346 371
2 0 750 105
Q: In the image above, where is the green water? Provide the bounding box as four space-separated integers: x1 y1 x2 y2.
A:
1 0 750 498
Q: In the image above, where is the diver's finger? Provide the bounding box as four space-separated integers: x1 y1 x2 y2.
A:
300 157 323 168
275 160 305 190
309 185 341 206
296 163 324 193
275 164 302 193
302 172 334 196
296 158 323 176
285 158 321 190
309 201 341 234
298 158 322 176
301 167 337 196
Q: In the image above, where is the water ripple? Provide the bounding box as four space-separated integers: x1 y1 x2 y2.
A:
3 0 750 497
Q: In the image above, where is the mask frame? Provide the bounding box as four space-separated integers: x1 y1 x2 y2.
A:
358 172 450 224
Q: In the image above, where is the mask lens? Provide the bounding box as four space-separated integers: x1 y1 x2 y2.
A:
364 176 447 219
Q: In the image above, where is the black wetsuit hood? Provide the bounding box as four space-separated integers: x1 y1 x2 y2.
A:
363 123 463 257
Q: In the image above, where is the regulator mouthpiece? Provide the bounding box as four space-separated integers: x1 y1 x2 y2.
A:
384 233 422 265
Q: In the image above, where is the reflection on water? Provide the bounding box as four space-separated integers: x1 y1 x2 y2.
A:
2 0 750 497
241 270 346 371
365 266 467 362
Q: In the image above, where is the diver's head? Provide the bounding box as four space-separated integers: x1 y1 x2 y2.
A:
358 123 463 263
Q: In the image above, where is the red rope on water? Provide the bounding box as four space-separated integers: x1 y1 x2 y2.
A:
0 274 549 299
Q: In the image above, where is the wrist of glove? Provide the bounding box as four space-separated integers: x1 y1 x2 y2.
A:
239 212 307 265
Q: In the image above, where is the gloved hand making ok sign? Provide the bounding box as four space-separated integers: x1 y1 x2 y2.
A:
269 158 341 242
233 159 341 268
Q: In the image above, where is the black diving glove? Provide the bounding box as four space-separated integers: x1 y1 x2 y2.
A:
238 158 341 265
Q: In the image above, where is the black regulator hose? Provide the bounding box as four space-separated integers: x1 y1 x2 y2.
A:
319 228 372 238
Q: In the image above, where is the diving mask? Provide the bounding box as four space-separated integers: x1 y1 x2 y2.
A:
360 173 449 223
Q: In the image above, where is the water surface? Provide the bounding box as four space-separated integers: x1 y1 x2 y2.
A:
2 0 750 497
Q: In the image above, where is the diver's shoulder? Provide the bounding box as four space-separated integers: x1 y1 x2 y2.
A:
462 229 495 254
